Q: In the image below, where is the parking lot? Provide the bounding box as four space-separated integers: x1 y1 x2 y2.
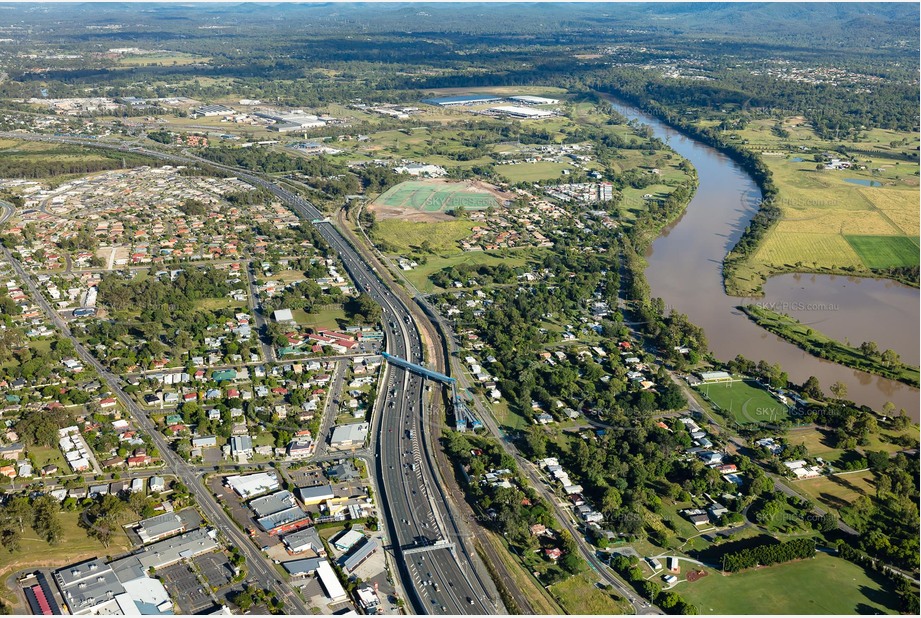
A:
159 562 215 615
285 466 326 488
194 552 235 589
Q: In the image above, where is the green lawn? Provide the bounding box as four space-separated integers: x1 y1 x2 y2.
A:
401 248 538 294
695 379 790 425
795 471 877 515
373 218 476 254
549 571 629 615
495 161 571 183
0 511 131 607
677 553 901 614
294 304 348 330
844 235 921 269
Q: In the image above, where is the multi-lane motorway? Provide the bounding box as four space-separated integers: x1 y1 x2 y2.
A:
0 133 500 615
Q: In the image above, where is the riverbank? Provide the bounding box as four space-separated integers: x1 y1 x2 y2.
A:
597 86 919 298
739 304 919 388
602 95 919 417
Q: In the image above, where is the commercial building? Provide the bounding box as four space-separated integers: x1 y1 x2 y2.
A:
329 422 369 448
119 528 219 572
250 490 298 518
136 513 186 544
340 538 379 573
332 529 364 552
296 483 335 506
257 506 311 535
356 586 381 614
282 527 325 555
54 559 125 615
316 560 347 602
227 472 280 499
282 557 324 578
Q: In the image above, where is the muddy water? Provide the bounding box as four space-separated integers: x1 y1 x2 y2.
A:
606 97 920 418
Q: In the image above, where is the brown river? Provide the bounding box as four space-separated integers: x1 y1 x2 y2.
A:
606 98 920 419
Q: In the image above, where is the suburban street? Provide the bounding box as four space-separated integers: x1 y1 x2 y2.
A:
0 241 309 615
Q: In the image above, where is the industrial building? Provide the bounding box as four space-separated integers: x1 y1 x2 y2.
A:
250 490 310 535
282 527 325 555
509 95 560 105
488 105 556 119
332 529 365 552
54 559 126 615
135 512 186 544
422 94 502 106
282 557 324 578
250 490 298 518
316 560 347 602
339 538 379 573
195 104 235 117
256 109 327 132
114 528 220 573
297 483 335 505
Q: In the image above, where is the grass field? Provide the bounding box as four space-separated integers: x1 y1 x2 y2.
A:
715 118 920 295
495 161 571 183
293 305 348 330
0 512 131 607
373 218 476 254
695 379 790 425
373 180 497 212
845 235 921 269
115 53 209 66
795 471 877 515
677 553 900 614
549 571 630 615
401 248 538 293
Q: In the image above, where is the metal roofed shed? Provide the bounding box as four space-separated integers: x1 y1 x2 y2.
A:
282 557 324 577
296 483 335 505
489 105 556 118
339 538 379 573
249 490 297 518
509 95 560 105
329 422 369 447
282 527 325 554
226 472 280 498
332 529 364 552
316 560 347 602
256 506 310 534
422 94 502 106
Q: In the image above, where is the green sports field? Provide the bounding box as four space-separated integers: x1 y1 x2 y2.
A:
845 235 921 269
373 180 497 212
696 379 790 425
677 553 900 614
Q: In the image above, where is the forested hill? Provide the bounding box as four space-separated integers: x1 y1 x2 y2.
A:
0 2 917 52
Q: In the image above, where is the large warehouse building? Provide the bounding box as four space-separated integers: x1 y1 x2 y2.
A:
489 105 556 119
422 94 502 106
